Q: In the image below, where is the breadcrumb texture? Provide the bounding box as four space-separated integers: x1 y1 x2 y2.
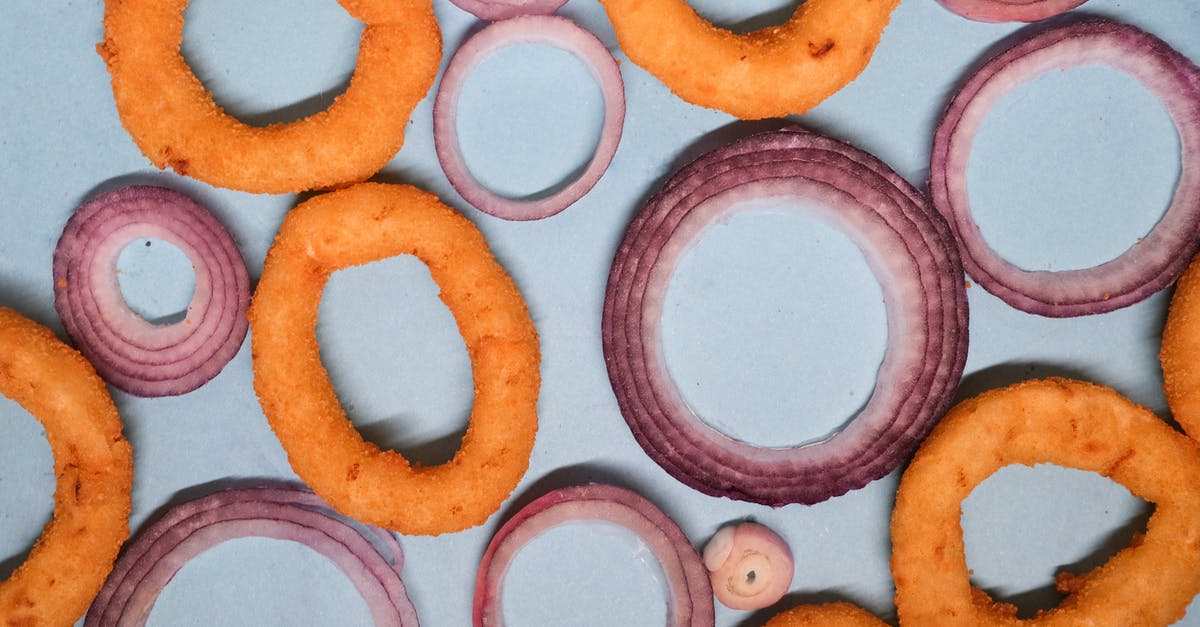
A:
764 602 888 626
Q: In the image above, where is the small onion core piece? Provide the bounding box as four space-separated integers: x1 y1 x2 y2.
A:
52 185 250 396
433 15 625 221
930 18 1200 317
473 483 714 626
703 522 793 611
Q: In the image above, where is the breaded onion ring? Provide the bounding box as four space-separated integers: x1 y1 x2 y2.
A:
891 378 1200 626
0 308 134 625
249 183 540 536
764 603 887 627
97 0 442 194
597 0 900 119
1161 254 1200 442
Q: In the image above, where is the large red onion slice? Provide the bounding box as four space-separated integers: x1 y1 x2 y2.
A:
53 185 250 396
433 15 625 221
931 18 1200 317
473 484 713 626
85 485 418 627
936 0 1087 23
448 0 567 21
602 127 968 506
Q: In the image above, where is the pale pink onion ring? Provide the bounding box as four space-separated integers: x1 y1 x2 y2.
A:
930 18 1200 317
52 185 249 396
447 0 567 22
603 127 968 506
433 15 625 221
85 485 417 627
936 0 1088 23
473 483 713 626
703 522 792 611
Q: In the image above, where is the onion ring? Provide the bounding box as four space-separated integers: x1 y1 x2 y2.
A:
97 0 442 194
85 485 418 626
0 308 133 626
764 603 887 626
602 127 968 506
936 0 1088 23
433 15 625 221
447 0 567 22
891 378 1200 626
597 0 899 119
1161 253 1200 442
53 185 250 397
472 483 713 626
249 182 540 535
930 18 1200 317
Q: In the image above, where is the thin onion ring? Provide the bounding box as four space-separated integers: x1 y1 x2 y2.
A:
447 0 567 22
602 127 968 506
936 0 1088 23
97 0 442 194
433 15 625 221
891 378 1200 626
472 483 713 626
53 185 250 397
249 183 540 535
0 307 133 626
930 18 1200 317
597 0 899 119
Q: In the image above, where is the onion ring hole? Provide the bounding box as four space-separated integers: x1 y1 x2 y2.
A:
0 398 54 581
116 238 197 325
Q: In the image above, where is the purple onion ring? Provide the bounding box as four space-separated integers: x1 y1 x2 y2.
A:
85 485 418 627
433 15 625 221
936 0 1088 23
930 18 1200 317
448 0 568 21
52 185 249 396
473 484 713 626
602 127 968 506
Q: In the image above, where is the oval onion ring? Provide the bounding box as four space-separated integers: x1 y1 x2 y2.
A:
433 14 625 221
473 483 713 626
53 185 250 397
249 183 540 536
930 18 1200 317
602 127 968 506
97 0 442 194
764 603 887 627
891 378 1200 626
936 0 1088 23
597 0 899 119
447 0 567 22
1161 254 1200 442
0 307 133 626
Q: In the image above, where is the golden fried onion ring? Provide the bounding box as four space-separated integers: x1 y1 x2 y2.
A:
98 0 441 194
249 183 540 536
597 0 899 119
1161 254 1200 441
764 602 887 626
891 378 1200 626
0 308 133 625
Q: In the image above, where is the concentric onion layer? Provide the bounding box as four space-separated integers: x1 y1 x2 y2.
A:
930 18 1200 317
53 185 250 396
447 0 567 21
473 484 713 626
935 0 1087 23
602 127 968 506
433 15 625 220
85 485 418 627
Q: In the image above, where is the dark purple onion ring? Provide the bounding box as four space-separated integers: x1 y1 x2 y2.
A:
473 484 713 626
85 485 418 627
602 127 968 506
936 0 1087 23
930 18 1200 317
448 0 567 21
433 15 625 221
53 185 249 396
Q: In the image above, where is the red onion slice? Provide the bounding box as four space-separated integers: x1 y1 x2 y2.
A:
85 485 418 627
448 0 567 21
433 15 625 221
473 484 713 626
936 0 1088 23
602 127 968 506
53 185 250 396
930 18 1200 317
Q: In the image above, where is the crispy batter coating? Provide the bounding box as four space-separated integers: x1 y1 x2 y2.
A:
98 0 441 194
0 308 133 627
598 0 899 119
764 603 888 626
892 378 1200 626
249 183 540 536
1161 254 1200 441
